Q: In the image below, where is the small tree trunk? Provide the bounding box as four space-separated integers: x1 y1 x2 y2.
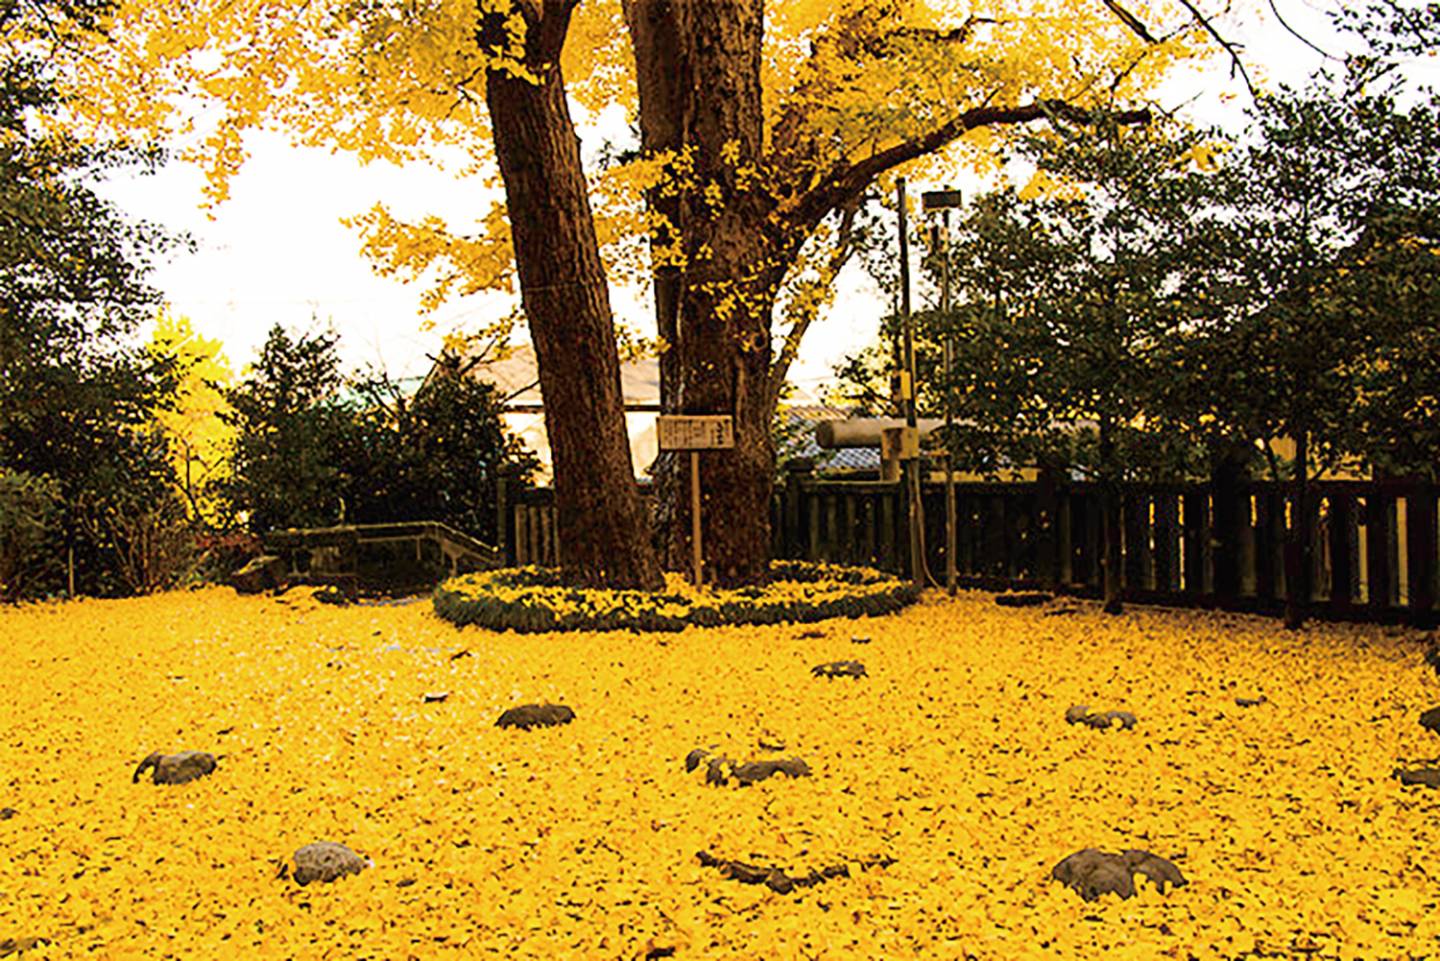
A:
624 0 685 565
1283 429 1311 630
485 36 663 591
1099 418 1123 615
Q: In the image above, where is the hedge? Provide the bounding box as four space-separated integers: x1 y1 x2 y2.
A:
432 560 920 633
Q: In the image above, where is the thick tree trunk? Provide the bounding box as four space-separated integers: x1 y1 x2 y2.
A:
666 0 775 585
485 29 663 590
623 0 685 563
627 0 778 585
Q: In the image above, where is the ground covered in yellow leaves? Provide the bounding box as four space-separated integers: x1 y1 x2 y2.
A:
1 587 1437 959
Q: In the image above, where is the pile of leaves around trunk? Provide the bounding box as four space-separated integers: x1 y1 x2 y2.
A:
432 561 919 633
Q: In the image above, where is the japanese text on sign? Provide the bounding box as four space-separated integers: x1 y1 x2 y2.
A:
657 415 735 451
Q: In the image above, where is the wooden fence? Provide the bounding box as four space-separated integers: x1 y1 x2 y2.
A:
497 474 1440 626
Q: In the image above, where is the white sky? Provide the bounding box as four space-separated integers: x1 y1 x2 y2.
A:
94 1 1379 392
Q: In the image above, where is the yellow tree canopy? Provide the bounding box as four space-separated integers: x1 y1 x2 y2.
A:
146 310 235 521
61 1 1223 330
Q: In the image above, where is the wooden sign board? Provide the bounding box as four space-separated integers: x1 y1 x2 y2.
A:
657 415 734 451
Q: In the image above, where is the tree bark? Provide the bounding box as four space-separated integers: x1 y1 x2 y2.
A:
485 6 663 590
664 0 776 585
623 0 685 561
620 3 1157 585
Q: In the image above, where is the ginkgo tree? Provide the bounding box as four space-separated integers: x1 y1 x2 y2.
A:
69 0 1233 586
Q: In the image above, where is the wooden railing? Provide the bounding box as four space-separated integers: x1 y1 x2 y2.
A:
497 475 1440 626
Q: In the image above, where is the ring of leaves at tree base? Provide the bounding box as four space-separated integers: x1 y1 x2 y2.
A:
432 561 920 634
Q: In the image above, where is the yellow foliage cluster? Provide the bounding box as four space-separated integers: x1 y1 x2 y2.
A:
2 589 1436 958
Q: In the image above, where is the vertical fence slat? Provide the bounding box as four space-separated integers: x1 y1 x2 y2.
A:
1368 494 1394 612
1408 485 1437 623
1153 493 1178 593
1328 491 1355 617
1123 491 1146 593
1254 490 1277 604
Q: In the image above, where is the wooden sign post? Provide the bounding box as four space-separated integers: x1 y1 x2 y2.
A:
657 415 735 586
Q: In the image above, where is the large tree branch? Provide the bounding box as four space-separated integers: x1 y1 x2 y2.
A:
767 196 861 408
787 99 1151 231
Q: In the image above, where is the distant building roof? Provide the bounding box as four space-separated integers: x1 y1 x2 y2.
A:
466 342 659 411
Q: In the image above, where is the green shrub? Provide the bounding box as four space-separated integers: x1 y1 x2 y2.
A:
433 560 919 633
0 470 62 601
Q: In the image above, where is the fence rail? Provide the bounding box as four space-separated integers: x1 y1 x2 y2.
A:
497 474 1440 626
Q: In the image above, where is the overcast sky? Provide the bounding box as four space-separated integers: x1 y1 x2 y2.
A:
95 1 1380 392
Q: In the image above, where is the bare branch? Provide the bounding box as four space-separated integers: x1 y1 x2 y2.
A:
1099 0 1159 43
1266 0 1340 60
1174 0 1257 98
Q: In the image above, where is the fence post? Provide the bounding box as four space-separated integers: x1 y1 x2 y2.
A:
1407 483 1437 625
1034 466 1060 590
783 460 812 560
1211 453 1245 609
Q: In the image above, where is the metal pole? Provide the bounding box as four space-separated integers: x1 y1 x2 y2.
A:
942 208 957 595
897 179 924 589
690 449 703 586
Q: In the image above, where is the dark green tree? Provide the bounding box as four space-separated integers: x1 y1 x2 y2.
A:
1178 82 1440 627
917 118 1223 613
0 0 186 596
221 325 355 532
343 351 537 543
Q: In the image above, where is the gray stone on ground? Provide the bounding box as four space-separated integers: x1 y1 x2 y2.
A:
495 703 574 730
230 555 286 595
812 660 866 679
0 936 51 955
293 841 368 885
1051 848 1187 901
1065 706 1137 730
132 750 217 785
995 591 1052 608
1394 767 1440 788
703 755 811 787
1420 706 1440 735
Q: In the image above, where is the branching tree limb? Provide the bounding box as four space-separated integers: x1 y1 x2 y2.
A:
767 196 862 407
788 99 1151 230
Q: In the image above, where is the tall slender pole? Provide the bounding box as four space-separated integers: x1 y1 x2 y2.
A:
897 179 924 588
941 208 957 594
690 449 702 586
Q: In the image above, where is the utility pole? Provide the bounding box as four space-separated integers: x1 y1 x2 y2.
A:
922 188 963 595
897 178 924 589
